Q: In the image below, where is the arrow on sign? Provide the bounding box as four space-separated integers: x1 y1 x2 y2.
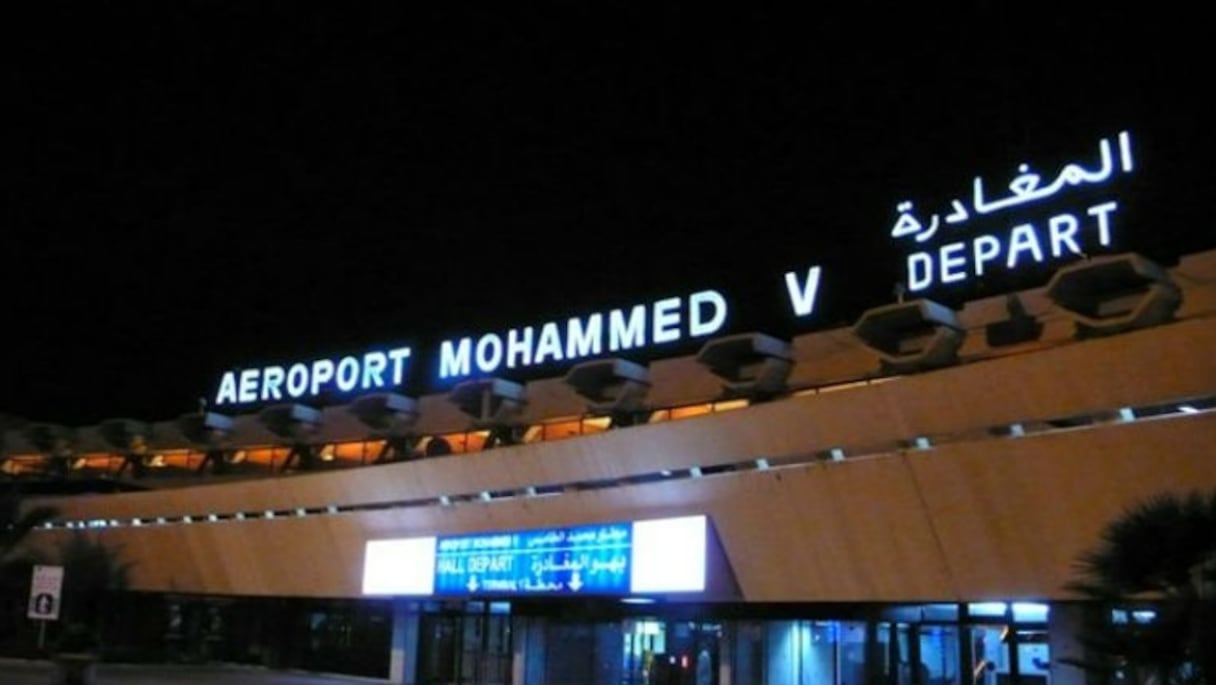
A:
27 565 64 621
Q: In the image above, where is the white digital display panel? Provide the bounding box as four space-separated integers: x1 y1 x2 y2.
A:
361 537 436 595
629 515 707 593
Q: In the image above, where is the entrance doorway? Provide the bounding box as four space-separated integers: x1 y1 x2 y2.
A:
624 619 721 685
418 602 512 685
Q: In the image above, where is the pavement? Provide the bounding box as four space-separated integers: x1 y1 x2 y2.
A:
0 658 391 685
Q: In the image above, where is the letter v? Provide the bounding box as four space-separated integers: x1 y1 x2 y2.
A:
784 266 822 317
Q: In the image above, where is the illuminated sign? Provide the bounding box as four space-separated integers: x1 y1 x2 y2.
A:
438 289 728 379
362 515 707 597
214 347 412 406
434 523 632 594
213 130 1145 407
891 131 1134 292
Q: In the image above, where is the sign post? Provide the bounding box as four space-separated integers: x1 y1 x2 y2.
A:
28 564 64 649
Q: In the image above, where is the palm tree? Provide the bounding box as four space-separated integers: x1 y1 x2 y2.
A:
54 532 132 636
1065 488 1216 685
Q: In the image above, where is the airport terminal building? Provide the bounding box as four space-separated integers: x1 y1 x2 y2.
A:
2 131 1214 685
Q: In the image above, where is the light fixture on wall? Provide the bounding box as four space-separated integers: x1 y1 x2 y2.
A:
563 358 651 427
176 411 235 475
24 424 76 478
448 378 527 448
98 418 154 479
257 403 323 473
695 332 793 402
1045 252 1181 338
852 299 965 374
985 293 1044 347
348 392 420 462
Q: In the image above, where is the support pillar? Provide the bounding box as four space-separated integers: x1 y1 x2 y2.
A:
389 600 420 685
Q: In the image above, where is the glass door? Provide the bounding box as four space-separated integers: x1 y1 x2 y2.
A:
419 603 512 685
917 624 960 685
623 619 667 685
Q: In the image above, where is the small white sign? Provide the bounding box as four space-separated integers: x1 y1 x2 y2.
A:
28 565 64 621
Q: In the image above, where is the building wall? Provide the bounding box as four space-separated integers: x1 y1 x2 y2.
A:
23 309 1216 602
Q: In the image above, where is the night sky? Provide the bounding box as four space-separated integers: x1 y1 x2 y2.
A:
5 5 1212 426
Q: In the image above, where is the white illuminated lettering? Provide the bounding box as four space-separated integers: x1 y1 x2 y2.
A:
217 346 414 403
335 356 359 392
972 137 1117 217
534 322 564 364
652 297 682 344
973 235 1001 276
216 373 237 405
1006 224 1044 269
945 199 969 224
262 366 285 401
439 339 471 379
1049 214 1081 257
689 289 727 335
566 315 602 359
506 327 533 368
1087 201 1117 245
939 242 967 283
1119 131 1134 172
238 369 259 403
286 363 309 398
609 305 646 351
890 200 940 242
783 267 822 317
310 359 335 396
476 334 503 372
890 131 1134 248
902 201 1124 294
907 253 933 292
387 347 411 385
362 352 387 389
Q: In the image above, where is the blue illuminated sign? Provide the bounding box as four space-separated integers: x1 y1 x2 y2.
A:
433 523 632 595
362 515 708 597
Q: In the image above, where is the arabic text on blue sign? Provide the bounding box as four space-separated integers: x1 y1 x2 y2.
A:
433 523 632 595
